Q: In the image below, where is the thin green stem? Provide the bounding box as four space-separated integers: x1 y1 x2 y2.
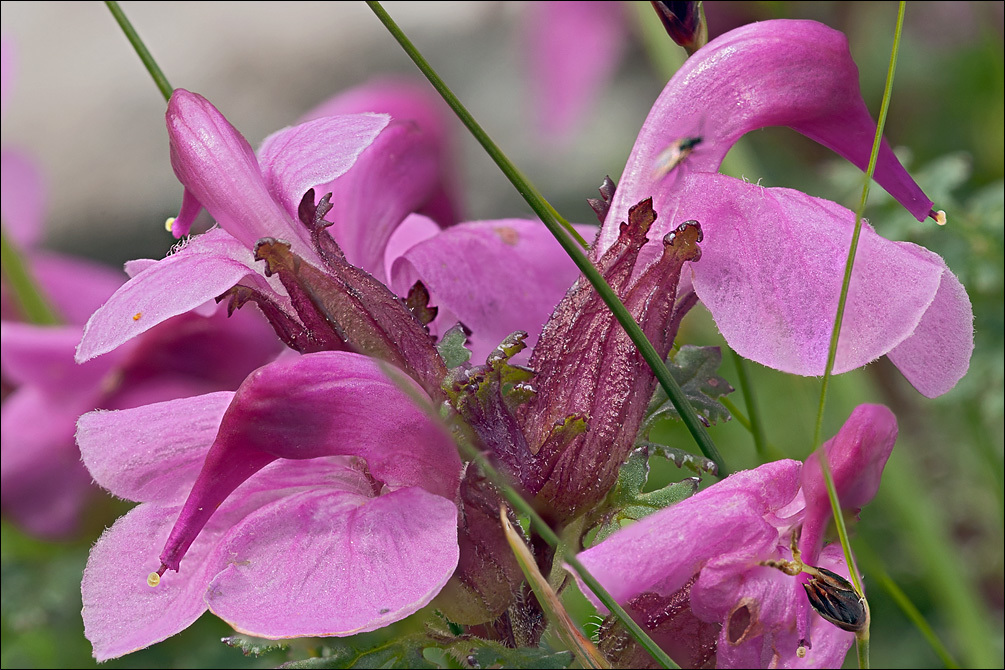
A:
0 227 60 325
719 397 786 462
811 4 906 668
106 1 173 102
854 540 961 668
366 0 728 479
730 350 767 461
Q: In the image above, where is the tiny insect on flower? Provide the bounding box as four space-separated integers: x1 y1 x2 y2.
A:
802 565 868 633
652 135 703 179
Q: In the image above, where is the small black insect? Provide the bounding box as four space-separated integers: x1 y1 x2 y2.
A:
802 566 868 633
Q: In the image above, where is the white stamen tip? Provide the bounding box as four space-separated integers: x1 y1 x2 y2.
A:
165 217 175 232
147 572 161 587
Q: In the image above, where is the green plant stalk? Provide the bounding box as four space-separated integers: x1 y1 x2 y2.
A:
811 4 906 668
730 350 768 460
105 1 173 102
853 540 961 668
0 227 60 325
366 0 728 479
461 439 679 670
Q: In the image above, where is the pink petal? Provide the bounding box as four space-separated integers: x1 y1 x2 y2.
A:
299 78 463 228
576 460 802 608
257 112 389 223
2 321 118 398
885 244 974 397
600 19 934 255
389 219 584 363
75 228 277 362
523 1 625 141
679 175 948 377
82 502 227 662
1 386 95 538
207 486 458 638
31 252 125 324
77 392 234 504
312 120 443 278
799 404 897 563
167 89 311 254
0 149 46 247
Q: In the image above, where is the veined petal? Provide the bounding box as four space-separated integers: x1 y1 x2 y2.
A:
300 78 463 229
207 486 458 638
600 19 934 255
167 89 309 253
313 120 443 279
77 392 234 504
389 219 585 363
158 352 459 574
799 404 897 563
82 502 217 661
575 460 802 608
885 244 974 398
679 175 950 378
257 112 389 224
75 228 279 362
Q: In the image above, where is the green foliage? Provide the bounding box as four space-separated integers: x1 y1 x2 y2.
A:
643 345 734 433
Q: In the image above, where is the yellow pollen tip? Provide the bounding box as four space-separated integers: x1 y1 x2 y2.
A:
147 572 160 587
133 312 142 321
935 210 947 226
165 217 175 232
796 645 807 658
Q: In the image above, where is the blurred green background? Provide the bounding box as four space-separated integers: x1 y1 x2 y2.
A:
2 1 1002 668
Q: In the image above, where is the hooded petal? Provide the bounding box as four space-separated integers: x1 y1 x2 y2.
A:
77 392 234 504
300 77 461 227
206 486 458 638
799 404 897 563
166 89 311 252
75 228 281 362
389 219 588 363
575 460 802 608
677 175 962 381
600 19 934 256
256 112 389 223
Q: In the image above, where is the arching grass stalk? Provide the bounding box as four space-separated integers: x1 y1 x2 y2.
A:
0 227 60 325
811 4 906 668
365 0 728 479
105 1 173 102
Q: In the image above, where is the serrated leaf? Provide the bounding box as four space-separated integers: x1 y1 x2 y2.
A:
642 441 718 477
222 634 288 656
280 633 434 669
437 324 472 369
643 345 733 431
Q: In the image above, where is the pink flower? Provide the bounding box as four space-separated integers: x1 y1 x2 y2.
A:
576 404 897 668
598 19 972 398
78 352 462 660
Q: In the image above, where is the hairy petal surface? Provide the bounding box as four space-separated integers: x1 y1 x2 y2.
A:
679 176 956 379
207 486 459 638
77 392 234 504
576 460 802 607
